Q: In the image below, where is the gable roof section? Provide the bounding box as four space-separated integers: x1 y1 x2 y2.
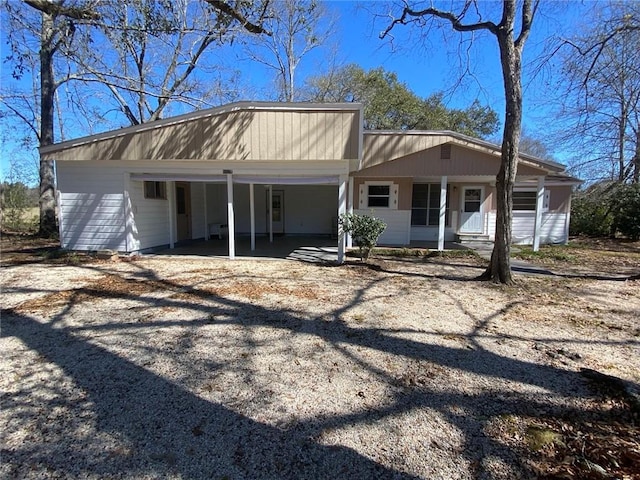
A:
361 130 567 175
41 102 362 163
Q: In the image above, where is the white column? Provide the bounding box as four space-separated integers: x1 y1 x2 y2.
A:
168 181 175 248
250 183 256 251
337 175 347 263
564 194 572 245
123 173 132 252
346 176 354 248
203 183 209 240
438 176 448 251
533 176 545 252
226 173 235 259
268 185 273 243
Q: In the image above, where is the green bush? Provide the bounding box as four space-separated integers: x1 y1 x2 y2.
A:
610 183 640 240
570 183 640 240
339 212 386 261
570 193 613 237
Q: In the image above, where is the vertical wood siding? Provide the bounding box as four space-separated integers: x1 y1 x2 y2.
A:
44 109 360 162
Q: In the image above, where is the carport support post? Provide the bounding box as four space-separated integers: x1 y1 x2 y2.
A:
168 181 175 249
226 172 235 259
250 183 256 251
347 177 354 248
268 185 273 243
337 174 347 263
438 176 447 251
533 176 545 252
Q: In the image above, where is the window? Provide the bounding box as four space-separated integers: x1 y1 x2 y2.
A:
359 182 398 209
411 183 450 226
144 181 167 200
367 185 390 207
512 191 536 211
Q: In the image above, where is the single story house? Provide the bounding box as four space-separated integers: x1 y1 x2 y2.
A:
40 101 580 262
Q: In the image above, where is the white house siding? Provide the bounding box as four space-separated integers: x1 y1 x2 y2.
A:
57 163 126 251
511 212 568 245
410 226 456 242
189 182 206 239
355 209 411 245
128 180 170 251
486 212 497 240
281 185 337 234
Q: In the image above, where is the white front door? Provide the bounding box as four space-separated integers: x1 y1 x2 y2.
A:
460 187 484 234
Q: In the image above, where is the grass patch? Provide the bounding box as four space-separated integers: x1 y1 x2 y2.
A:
525 425 564 452
514 245 576 262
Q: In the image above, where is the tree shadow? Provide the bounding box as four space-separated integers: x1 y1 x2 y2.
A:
2 309 421 479
2 259 637 478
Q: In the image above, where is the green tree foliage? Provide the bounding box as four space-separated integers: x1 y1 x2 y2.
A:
610 183 640 240
570 183 640 240
306 64 498 137
338 212 386 262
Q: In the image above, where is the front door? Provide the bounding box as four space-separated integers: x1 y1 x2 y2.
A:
267 189 284 235
460 187 484 234
176 182 192 241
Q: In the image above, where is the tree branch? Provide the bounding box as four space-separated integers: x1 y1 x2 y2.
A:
201 0 271 35
380 2 498 39
23 0 99 20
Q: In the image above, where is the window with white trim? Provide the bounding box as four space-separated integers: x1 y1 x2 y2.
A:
512 190 550 211
359 182 398 209
411 183 450 226
144 181 167 200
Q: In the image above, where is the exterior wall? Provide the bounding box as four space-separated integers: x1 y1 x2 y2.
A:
57 162 127 251
354 209 411 246
128 180 170 251
359 145 545 178
229 184 337 235
190 182 206 239
547 185 572 212
44 107 360 163
486 211 568 245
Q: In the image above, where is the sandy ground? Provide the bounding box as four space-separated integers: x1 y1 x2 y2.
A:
1 252 639 479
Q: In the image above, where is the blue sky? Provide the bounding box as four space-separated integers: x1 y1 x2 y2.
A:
1 0 594 180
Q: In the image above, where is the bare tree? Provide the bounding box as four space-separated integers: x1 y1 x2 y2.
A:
555 1 640 184
3 0 271 236
4 0 100 237
382 0 539 284
73 0 272 125
244 0 335 101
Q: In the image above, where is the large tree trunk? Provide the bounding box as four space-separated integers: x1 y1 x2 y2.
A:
634 129 640 183
478 3 524 285
39 12 57 237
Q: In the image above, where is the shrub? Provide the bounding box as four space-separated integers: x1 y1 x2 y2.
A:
610 183 640 240
570 192 613 237
339 212 386 262
570 182 640 240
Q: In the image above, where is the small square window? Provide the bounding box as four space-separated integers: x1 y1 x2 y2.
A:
144 181 167 200
368 185 390 208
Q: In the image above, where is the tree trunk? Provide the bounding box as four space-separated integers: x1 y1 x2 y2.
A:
634 129 640 183
478 4 523 285
39 12 57 237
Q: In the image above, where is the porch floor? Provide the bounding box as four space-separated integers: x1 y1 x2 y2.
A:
152 236 470 263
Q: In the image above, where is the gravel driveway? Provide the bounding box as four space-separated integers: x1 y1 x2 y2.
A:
1 255 638 479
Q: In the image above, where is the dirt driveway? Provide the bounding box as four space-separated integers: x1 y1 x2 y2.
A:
1 241 639 479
